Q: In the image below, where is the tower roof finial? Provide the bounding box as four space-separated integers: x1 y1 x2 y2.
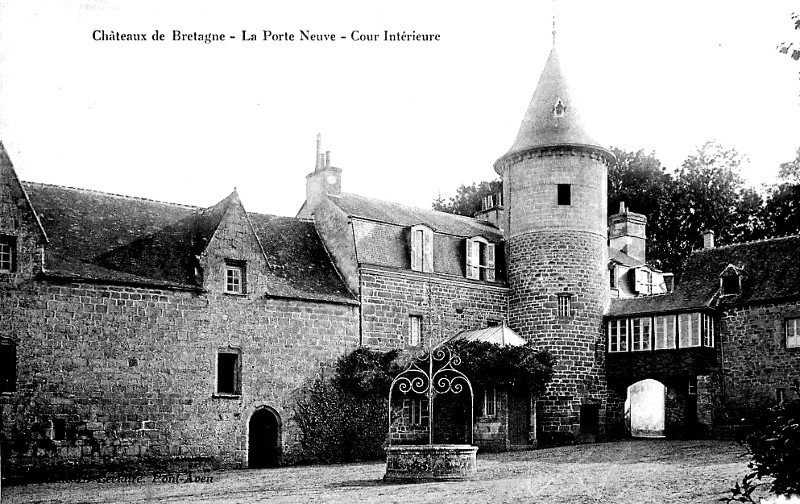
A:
552 0 557 47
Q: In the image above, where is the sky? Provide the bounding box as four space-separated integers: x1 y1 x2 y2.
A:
1 1 799 217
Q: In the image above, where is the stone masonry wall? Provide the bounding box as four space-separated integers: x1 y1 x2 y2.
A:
720 300 800 418
0 280 359 478
359 265 509 349
507 230 608 440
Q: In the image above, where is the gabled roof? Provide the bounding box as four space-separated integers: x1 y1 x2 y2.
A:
496 49 613 168
449 324 526 347
21 181 356 302
331 192 503 241
608 234 800 317
248 214 356 304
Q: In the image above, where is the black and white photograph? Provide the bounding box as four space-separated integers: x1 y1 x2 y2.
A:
1 1 799 502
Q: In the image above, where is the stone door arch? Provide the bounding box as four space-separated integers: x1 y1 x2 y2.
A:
626 378 666 438
248 406 281 468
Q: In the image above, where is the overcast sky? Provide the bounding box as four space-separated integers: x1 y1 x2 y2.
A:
1 1 798 217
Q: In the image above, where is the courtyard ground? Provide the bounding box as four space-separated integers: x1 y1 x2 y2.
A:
3 439 761 504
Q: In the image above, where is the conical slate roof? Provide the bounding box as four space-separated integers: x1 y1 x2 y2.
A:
499 49 609 162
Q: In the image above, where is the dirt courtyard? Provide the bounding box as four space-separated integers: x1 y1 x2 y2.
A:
3 439 758 504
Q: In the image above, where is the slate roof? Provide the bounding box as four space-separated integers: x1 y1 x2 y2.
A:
609 248 644 268
21 182 355 303
332 192 503 241
496 49 614 169
608 235 800 317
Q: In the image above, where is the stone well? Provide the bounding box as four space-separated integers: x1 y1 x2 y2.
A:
384 444 478 482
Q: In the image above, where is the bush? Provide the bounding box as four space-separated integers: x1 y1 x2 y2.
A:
725 397 800 502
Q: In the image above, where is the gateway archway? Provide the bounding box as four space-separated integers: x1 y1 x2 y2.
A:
625 379 666 438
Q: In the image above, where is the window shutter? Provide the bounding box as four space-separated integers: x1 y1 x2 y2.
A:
410 229 421 271
423 229 433 273
484 243 496 282
634 268 644 293
465 239 475 279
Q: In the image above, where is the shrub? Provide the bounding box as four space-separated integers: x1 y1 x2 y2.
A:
725 397 800 503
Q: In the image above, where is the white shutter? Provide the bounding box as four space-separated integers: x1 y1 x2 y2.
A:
634 268 645 293
485 243 496 282
410 229 421 271
423 229 433 273
465 238 478 279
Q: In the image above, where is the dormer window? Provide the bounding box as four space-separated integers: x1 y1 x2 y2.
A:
0 235 16 273
225 260 246 294
466 236 495 281
553 98 566 117
720 265 742 296
634 268 653 295
410 225 433 273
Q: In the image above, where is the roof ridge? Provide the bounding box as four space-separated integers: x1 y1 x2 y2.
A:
339 192 499 229
694 233 800 253
22 180 199 210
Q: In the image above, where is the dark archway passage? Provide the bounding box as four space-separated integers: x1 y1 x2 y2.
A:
248 407 281 468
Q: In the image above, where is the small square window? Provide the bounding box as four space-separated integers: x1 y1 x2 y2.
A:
52 418 67 440
787 318 800 349
216 349 242 395
225 261 246 294
721 275 740 295
557 184 571 206
0 235 16 273
410 315 422 346
402 398 429 426
557 294 571 318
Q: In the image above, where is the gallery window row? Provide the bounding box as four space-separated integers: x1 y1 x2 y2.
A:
607 312 715 353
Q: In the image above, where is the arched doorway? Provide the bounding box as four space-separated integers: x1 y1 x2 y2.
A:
625 379 666 438
248 407 281 468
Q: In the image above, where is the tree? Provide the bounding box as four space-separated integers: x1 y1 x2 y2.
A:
664 141 763 277
432 179 502 216
761 146 800 237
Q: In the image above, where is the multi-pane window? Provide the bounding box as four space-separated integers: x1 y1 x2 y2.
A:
786 318 800 349
216 349 242 395
410 225 433 273
0 338 16 393
608 319 628 353
484 388 497 417
557 294 571 318
702 313 715 348
634 268 654 295
654 315 677 350
466 237 495 282
631 317 652 351
409 315 422 347
225 261 245 294
402 398 429 426
0 235 16 273
679 313 701 348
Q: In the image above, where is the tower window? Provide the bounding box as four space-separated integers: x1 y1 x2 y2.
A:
0 235 16 273
786 318 800 349
553 98 566 117
557 184 571 205
557 294 571 318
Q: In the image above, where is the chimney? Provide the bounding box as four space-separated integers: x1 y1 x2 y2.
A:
475 192 504 231
608 201 647 264
703 230 715 249
305 134 342 213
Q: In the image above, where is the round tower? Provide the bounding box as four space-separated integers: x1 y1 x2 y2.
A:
494 49 614 442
